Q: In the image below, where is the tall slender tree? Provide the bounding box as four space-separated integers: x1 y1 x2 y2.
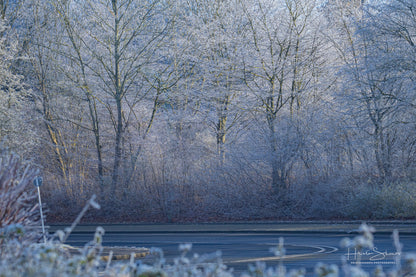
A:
183 0 248 166
240 0 324 192
52 0 176 195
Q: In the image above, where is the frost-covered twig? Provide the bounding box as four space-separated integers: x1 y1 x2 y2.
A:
61 194 101 243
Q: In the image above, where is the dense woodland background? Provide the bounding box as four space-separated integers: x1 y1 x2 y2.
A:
1 0 416 222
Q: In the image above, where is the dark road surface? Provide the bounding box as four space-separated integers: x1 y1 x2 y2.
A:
49 223 416 276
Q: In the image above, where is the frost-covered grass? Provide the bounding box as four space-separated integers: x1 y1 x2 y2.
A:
1 216 416 277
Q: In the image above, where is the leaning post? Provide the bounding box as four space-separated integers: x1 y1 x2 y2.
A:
33 176 46 243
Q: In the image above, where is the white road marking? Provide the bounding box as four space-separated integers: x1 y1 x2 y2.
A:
229 245 338 264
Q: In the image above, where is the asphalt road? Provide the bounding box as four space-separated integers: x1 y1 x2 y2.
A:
49 223 416 276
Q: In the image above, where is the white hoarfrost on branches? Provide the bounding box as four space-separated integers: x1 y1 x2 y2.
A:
12 0 416 224
0 19 35 155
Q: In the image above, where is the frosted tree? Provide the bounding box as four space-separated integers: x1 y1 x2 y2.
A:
240 0 326 192
18 0 82 192
364 0 416 180
0 20 34 155
327 0 407 182
183 0 248 166
0 0 26 26
51 0 178 195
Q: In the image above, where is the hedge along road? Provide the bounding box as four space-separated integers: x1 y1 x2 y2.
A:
49 222 416 275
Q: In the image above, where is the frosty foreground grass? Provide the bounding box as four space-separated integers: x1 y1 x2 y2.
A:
1 218 416 277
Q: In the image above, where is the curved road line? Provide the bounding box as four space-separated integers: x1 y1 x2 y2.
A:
230 244 338 264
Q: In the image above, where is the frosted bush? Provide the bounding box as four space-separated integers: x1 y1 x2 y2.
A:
401 253 416 276
0 153 40 230
314 262 339 277
340 223 375 250
345 183 416 219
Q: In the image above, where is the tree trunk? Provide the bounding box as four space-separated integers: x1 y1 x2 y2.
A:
111 2 122 194
216 114 227 166
111 98 123 194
